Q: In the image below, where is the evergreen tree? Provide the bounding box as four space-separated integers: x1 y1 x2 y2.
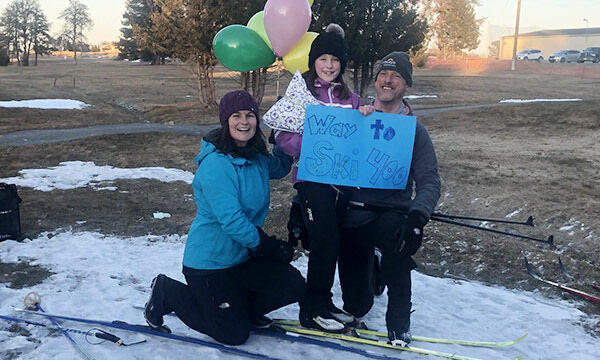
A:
146 0 265 106
117 9 140 60
30 5 52 66
422 0 482 58
311 0 427 96
0 33 9 66
149 0 219 106
0 1 20 64
124 0 165 64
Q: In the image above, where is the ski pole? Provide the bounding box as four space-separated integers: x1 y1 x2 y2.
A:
23 292 97 360
431 217 554 245
432 213 534 227
558 257 572 278
349 202 535 227
0 313 143 346
348 202 553 245
19 310 283 360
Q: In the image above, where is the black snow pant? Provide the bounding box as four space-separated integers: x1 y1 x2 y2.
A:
339 211 416 332
160 257 305 345
295 181 350 315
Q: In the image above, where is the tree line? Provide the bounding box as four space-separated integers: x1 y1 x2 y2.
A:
118 0 481 107
0 0 482 105
0 0 94 66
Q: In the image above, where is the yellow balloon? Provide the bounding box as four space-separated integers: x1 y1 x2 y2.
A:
282 32 318 74
247 11 272 50
307 0 314 6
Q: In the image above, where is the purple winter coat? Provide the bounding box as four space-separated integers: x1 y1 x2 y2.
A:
275 77 362 186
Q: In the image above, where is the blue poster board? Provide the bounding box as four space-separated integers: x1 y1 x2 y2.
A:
297 105 416 189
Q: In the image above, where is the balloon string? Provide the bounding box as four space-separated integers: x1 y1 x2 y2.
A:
276 59 281 99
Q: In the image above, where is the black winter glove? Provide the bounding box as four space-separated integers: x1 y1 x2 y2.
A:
255 227 295 263
395 211 429 257
286 197 311 251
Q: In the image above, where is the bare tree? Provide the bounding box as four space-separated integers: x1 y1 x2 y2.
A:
59 0 93 64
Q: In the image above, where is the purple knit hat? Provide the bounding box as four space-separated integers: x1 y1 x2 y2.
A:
218 90 260 126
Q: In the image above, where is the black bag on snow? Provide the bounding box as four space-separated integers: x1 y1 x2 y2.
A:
0 183 22 241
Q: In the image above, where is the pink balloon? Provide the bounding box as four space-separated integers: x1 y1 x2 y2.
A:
264 0 312 57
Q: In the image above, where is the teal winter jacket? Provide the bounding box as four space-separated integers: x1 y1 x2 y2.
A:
182 139 292 270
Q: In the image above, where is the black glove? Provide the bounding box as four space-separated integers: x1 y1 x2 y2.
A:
287 198 311 251
395 211 429 256
255 227 294 263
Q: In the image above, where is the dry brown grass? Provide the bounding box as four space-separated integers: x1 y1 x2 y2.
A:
1 57 600 332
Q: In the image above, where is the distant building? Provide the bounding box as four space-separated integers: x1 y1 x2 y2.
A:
498 27 600 60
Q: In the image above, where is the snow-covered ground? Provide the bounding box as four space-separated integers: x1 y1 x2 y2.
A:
1 162 599 360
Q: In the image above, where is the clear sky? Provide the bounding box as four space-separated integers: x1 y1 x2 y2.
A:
0 0 126 45
476 0 598 31
0 0 598 49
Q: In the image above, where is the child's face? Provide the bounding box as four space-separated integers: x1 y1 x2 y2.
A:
315 54 341 83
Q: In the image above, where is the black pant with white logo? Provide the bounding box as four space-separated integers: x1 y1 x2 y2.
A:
339 211 415 332
296 181 351 315
160 257 305 345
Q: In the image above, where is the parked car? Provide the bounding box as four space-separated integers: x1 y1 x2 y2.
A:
578 47 600 63
548 50 580 63
516 49 544 62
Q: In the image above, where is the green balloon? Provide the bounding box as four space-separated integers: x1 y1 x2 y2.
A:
213 25 275 72
247 11 272 50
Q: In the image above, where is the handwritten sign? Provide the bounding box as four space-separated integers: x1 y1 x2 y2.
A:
297 105 416 189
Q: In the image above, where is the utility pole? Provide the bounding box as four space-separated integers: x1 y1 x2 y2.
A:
485 19 490 58
584 18 589 44
511 0 522 71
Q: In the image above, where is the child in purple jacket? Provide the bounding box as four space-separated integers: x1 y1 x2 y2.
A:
274 23 361 332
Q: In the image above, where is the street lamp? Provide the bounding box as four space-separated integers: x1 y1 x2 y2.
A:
584 18 588 43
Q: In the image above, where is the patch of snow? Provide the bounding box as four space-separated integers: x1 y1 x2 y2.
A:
153 212 171 219
506 209 521 218
559 225 575 231
499 98 582 103
405 95 438 100
0 99 90 110
0 161 194 192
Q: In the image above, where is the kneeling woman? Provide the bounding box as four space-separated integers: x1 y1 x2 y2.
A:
144 90 306 345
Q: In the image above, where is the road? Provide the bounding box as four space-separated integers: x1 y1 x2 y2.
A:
0 104 507 146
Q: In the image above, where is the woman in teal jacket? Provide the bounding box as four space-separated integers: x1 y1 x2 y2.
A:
144 90 306 345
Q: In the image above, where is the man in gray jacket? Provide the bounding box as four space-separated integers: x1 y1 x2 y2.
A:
338 51 441 346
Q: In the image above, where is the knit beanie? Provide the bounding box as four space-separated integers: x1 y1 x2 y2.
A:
376 51 413 87
218 90 260 126
308 23 348 75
